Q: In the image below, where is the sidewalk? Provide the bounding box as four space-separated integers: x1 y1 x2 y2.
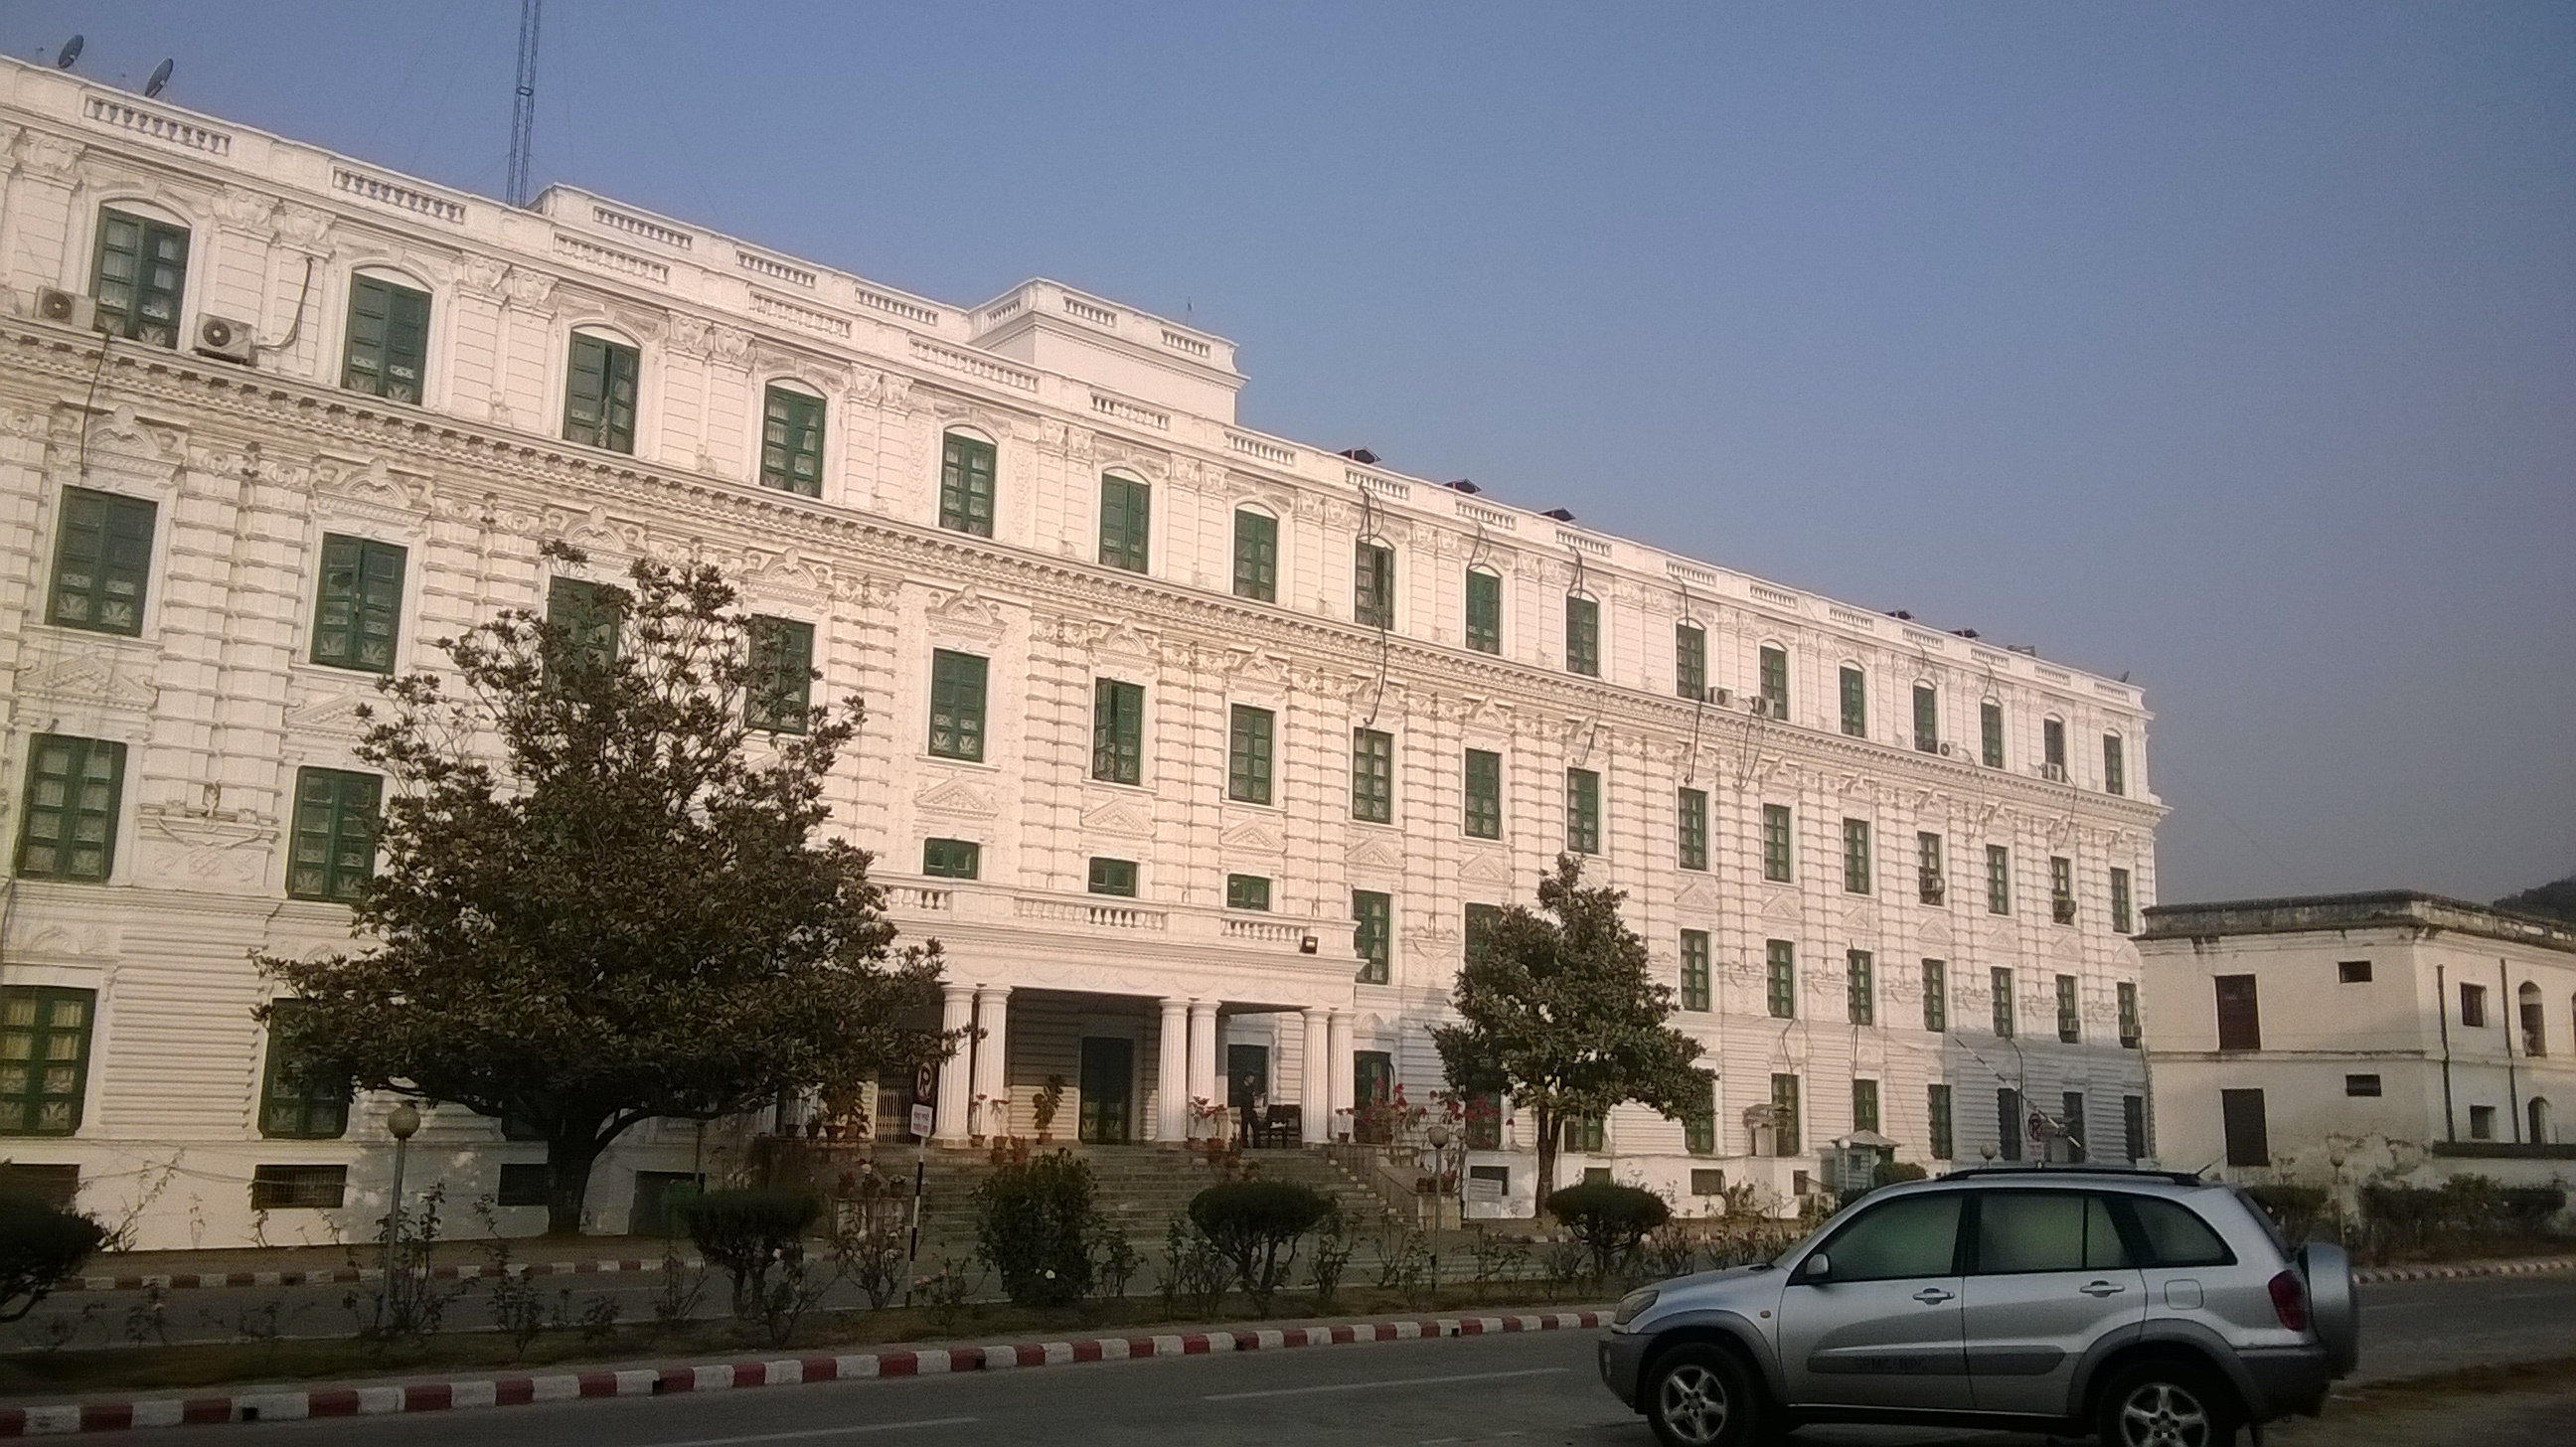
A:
0 1307 1608 1435
62 1239 703 1293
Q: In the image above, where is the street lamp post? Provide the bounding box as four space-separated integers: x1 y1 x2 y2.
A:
383 1102 421 1285
1426 1122 1454 1230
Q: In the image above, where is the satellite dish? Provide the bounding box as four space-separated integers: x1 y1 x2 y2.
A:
145 60 173 97
55 35 83 69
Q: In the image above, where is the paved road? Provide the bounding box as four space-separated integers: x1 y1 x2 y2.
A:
88 1271 2576 1447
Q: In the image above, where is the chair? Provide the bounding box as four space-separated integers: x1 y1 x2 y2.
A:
1254 1104 1301 1148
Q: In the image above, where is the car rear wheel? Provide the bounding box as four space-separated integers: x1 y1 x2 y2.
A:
2097 1359 2240 1447
1644 1343 1762 1447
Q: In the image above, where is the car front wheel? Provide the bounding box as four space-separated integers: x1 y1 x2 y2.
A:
1644 1343 1762 1447
2097 1359 2240 1447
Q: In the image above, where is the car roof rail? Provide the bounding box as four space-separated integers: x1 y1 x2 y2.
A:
1938 1165 2208 1188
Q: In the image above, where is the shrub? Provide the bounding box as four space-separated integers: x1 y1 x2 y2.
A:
1188 1181 1336 1313
1873 1160 1929 1189
1545 1181 1669 1284
679 1187 822 1317
973 1151 1097 1308
2245 1184 2330 1246
0 1198 107 1323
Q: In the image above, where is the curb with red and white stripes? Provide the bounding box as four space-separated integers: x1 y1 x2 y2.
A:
67 1256 702 1295
2353 1255 2575 1285
0 1310 1608 1436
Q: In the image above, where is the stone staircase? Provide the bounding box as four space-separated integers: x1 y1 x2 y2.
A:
875 1144 1395 1266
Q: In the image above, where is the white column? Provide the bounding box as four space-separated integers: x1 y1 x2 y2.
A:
972 985 1011 1139
1187 1001 1220 1119
1301 1008 1332 1144
933 984 975 1144
1155 997 1191 1142
1327 1010 1356 1139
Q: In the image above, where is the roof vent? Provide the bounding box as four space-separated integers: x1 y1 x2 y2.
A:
1541 507 1576 522
1443 479 1481 495
1337 448 1379 465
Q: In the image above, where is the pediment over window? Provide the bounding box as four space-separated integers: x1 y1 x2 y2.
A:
1220 818 1286 854
1081 798 1155 838
17 653 158 713
916 776 999 817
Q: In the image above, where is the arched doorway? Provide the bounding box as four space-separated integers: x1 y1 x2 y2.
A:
2528 1096 2552 1147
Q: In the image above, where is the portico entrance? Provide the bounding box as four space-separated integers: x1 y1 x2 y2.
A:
1079 1036 1135 1144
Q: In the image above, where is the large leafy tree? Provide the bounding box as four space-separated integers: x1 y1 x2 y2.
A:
2495 875 2576 925
1432 856 1709 1215
259 544 944 1234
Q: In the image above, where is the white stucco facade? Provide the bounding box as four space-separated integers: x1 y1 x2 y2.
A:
2137 892 2576 1195
0 60 2162 1247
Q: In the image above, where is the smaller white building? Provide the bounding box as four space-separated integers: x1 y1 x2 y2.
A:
2137 891 2576 1193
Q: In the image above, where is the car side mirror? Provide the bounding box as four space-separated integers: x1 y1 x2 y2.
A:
1797 1251 1832 1283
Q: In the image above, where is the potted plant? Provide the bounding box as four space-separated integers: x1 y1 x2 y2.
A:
1033 1074 1066 1144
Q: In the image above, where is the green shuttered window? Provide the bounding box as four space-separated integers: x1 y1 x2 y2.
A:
1354 890 1391 985
2104 734 2127 796
1840 666 1867 737
1233 510 1277 601
939 432 997 536
92 210 189 347
1098 475 1150 571
1848 950 1875 1026
1088 858 1137 896
1227 706 1274 804
1766 940 1797 1020
1351 728 1394 823
1565 768 1600 855
1226 874 1272 911
1759 645 1789 719
1852 1078 1880 1134
1465 569 1503 653
1677 788 1707 871
1463 749 1503 840
49 487 156 636
1355 541 1395 628
342 275 430 402
563 333 639 453
311 535 406 673
1842 817 1872 894
1681 930 1711 1012
1762 804 1793 883
927 650 988 761
747 617 814 733
287 767 381 903
16 735 124 883
258 1001 350 1140
1676 623 1706 700
1928 1084 1954 1160
1922 960 1948 1033
1982 701 2006 768
1770 1074 1802 1157
546 577 624 675
760 386 826 496
1564 595 1600 677
1093 680 1145 784
1993 967 2016 1038
922 839 981 879
0 987 96 1136
1913 684 1939 752
1987 844 2012 914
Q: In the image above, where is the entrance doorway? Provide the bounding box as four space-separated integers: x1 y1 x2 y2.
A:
1355 1050 1394 1144
1078 1037 1134 1144
1227 1044 1269 1114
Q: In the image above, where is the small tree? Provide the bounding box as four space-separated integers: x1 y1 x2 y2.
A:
258 546 947 1233
1432 857 1710 1215
1189 1181 1336 1313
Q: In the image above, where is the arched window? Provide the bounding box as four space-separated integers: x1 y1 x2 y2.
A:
1098 472 1150 572
939 428 996 536
1464 567 1502 653
1564 592 1599 677
1839 663 1867 737
759 381 826 496
342 267 432 402
1355 537 1394 628
2519 982 2546 1056
563 327 640 453
1232 506 1277 601
2530 1097 2552 1147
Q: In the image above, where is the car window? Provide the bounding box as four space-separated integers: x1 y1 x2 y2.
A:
2128 1196 2236 1268
1974 1192 2132 1273
1818 1194 1963 1282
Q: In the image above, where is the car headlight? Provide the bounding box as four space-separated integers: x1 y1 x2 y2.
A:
1613 1287 1659 1326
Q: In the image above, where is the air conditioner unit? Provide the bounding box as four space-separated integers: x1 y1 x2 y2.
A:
194 314 256 364
35 288 97 330
1920 878 1946 904
2041 762 2068 783
1938 742 1956 757
2052 897 2078 924
1706 688 1732 708
1749 697 1774 718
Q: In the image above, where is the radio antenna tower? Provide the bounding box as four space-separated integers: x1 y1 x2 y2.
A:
506 0 544 207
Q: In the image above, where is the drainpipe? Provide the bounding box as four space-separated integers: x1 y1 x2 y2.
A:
2500 960 2521 1144
2437 964 2457 1143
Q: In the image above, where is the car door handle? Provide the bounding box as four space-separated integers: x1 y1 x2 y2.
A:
1913 1288 1955 1305
2079 1281 2127 1298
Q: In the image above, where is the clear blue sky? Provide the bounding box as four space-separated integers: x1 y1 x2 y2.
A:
14 2 2570 905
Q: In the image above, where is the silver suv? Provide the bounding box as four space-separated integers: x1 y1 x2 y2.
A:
1598 1167 2357 1447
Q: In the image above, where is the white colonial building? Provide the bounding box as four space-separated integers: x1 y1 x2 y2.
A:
2138 892 2576 1192
0 59 2162 1247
